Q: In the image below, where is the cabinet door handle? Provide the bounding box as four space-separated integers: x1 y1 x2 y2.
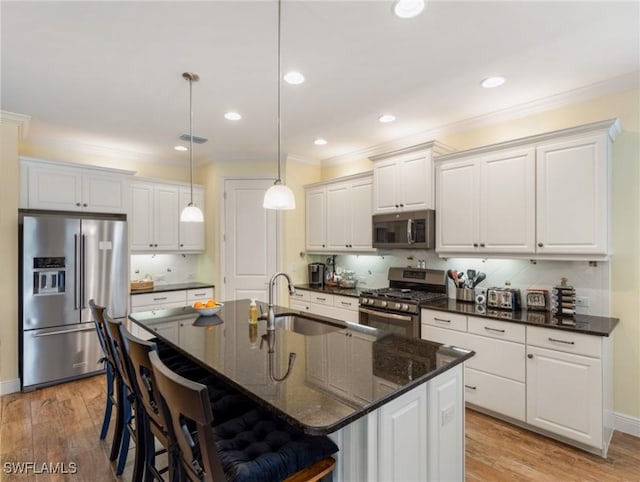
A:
180 244 184 247
149 243 153 247
76 202 81 207
83 203 88 207
538 242 544 247
473 243 478 248
434 317 451 323
527 354 533 359
464 385 477 390
548 337 575 345
484 326 505 333
480 243 485 248
395 204 399 208
400 204 404 207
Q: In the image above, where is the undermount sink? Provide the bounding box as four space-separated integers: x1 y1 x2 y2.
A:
275 315 343 336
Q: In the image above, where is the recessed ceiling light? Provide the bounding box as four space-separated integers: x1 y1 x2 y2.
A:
314 138 328 146
224 111 242 120
378 114 396 123
284 71 305 85
393 0 425 18
174 145 188 151
481 76 506 88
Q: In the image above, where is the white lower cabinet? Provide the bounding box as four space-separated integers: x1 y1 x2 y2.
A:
526 326 610 453
290 289 359 324
421 308 613 456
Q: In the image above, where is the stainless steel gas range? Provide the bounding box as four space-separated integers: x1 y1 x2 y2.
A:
359 267 448 338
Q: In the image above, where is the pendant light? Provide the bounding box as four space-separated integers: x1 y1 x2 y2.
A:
263 0 296 210
180 72 204 222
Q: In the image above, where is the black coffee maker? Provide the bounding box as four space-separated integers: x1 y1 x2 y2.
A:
308 263 326 287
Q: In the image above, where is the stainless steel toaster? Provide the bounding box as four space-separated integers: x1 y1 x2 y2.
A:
486 287 521 310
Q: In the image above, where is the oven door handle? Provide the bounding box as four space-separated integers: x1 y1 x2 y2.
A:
359 307 414 322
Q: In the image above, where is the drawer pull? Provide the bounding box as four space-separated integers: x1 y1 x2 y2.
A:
294 293 304 297
434 317 451 323
194 292 207 296
340 301 352 306
316 297 326 301
484 326 505 333
548 337 575 345
464 385 477 390
153 297 168 301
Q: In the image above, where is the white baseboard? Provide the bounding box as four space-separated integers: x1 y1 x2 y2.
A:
615 412 640 438
0 378 20 396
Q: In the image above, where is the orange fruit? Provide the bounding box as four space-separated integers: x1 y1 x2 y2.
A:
194 301 204 308
206 299 216 307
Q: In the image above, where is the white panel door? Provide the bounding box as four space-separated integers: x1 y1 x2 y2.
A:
436 159 479 252
527 345 602 448
305 187 326 251
223 179 277 303
28 166 82 211
326 182 349 250
130 182 154 251
480 148 535 253
154 184 180 251
372 158 399 214
82 173 127 213
536 134 608 255
349 177 373 250
399 151 431 211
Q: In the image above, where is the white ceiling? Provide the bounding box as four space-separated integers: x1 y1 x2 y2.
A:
2 1 639 166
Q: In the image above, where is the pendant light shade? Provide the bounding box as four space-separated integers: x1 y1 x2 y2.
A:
263 0 296 211
180 72 204 223
263 181 296 210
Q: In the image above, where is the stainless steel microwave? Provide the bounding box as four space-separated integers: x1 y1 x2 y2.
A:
372 209 435 249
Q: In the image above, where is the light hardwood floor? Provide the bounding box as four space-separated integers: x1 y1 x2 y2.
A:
1 374 639 481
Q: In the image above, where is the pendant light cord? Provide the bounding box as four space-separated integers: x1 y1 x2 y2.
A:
189 74 194 204
276 0 282 184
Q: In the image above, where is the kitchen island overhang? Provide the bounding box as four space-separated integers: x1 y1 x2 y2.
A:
129 299 474 482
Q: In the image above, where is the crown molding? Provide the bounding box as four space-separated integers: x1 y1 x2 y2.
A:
19 155 137 176
0 111 31 139
321 72 638 168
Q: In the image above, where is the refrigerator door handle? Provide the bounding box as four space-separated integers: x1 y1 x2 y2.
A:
33 325 97 337
81 234 87 309
74 234 79 310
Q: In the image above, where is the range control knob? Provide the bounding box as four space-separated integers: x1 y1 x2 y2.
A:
401 303 410 311
361 298 370 305
380 301 388 308
395 303 402 310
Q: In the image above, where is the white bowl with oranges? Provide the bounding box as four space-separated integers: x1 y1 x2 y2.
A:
192 299 223 316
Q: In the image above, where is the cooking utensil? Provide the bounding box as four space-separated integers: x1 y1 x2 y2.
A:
467 269 476 284
473 272 486 287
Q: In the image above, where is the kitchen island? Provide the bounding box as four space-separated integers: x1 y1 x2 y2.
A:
129 299 474 482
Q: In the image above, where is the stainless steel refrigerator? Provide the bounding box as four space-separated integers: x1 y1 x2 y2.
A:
19 210 128 390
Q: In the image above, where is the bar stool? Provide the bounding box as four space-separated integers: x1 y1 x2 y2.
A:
149 351 338 482
104 315 145 481
88 300 115 441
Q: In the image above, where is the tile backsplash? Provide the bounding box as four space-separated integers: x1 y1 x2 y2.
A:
130 254 200 286
308 250 611 316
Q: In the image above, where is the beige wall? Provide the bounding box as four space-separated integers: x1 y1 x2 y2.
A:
321 88 640 419
0 123 20 386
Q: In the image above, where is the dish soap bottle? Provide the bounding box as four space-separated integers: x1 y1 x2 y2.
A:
249 299 258 324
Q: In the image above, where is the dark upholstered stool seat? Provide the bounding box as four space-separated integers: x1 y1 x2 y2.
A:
213 408 338 482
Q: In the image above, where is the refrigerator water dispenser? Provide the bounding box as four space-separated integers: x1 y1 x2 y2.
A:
33 257 66 295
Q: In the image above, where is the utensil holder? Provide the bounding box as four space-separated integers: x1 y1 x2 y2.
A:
456 287 474 302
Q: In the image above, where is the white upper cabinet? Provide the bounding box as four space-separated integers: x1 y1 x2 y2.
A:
179 186 205 252
536 134 608 255
305 186 327 251
371 142 449 214
437 146 535 254
21 157 133 213
435 119 620 259
305 173 373 253
130 180 205 253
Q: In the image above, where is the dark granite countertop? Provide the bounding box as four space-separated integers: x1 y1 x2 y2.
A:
130 281 215 296
129 299 474 435
294 284 372 298
421 298 619 336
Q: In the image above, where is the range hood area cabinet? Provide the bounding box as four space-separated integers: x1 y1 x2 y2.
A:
130 180 205 253
19 157 134 214
369 141 454 215
305 172 374 253
435 119 621 259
